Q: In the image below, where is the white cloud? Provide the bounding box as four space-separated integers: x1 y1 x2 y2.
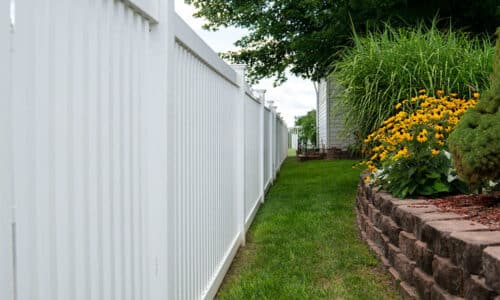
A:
174 0 316 126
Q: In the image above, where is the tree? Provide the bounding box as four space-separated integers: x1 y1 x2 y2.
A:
448 28 500 189
295 110 317 146
186 0 499 85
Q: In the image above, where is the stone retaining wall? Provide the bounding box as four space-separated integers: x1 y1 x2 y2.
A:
356 177 500 300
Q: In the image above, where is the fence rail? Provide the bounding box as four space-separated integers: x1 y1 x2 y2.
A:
1 1 288 299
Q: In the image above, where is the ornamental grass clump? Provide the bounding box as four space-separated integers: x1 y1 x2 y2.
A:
449 28 500 190
334 23 493 143
363 90 478 198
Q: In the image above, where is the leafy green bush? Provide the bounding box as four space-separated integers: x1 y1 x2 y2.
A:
448 28 500 189
333 23 493 143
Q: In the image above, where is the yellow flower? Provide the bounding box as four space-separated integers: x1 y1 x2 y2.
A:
434 132 444 140
403 133 413 141
417 130 428 143
362 89 479 170
473 92 480 99
415 114 428 123
394 147 409 160
448 116 459 125
418 89 426 94
379 150 388 161
396 111 408 119
364 176 371 183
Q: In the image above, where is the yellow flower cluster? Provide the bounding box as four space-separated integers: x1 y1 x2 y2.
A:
363 90 478 171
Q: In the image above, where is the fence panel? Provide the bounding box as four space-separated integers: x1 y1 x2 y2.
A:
277 120 288 166
275 119 282 169
282 122 288 161
244 93 262 227
0 0 14 299
172 17 241 299
264 108 272 188
4 3 289 299
10 1 152 299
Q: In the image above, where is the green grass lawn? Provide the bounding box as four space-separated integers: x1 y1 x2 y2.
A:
288 148 296 157
217 158 400 300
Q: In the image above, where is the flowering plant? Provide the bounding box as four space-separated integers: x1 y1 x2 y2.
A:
362 90 478 198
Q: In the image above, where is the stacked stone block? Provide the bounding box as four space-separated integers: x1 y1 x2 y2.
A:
356 178 500 299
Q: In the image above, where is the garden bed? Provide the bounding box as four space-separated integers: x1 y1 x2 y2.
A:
356 176 500 299
429 194 500 231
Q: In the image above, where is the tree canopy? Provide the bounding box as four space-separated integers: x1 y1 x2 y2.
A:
295 110 317 146
186 0 499 84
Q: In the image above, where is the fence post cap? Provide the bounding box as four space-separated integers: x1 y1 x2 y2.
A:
231 64 246 72
254 89 266 96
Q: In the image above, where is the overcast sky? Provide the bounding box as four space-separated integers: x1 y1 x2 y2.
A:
175 0 316 127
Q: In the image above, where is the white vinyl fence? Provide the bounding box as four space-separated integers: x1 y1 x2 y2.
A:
1 1 288 299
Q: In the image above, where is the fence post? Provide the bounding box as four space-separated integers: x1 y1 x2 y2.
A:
271 105 278 180
255 89 266 203
278 115 282 166
0 1 14 298
146 1 174 298
267 101 274 183
232 65 246 246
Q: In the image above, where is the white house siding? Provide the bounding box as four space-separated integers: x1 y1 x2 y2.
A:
317 77 354 151
327 78 354 150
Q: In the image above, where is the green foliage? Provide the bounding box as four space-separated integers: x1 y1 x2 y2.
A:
449 28 500 189
186 0 499 84
377 151 469 198
333 23 493 142
295 110 317 146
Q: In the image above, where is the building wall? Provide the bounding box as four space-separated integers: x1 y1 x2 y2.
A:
317 77 354 151
327 78 354 151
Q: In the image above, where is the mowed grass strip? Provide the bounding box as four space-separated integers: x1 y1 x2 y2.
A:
217 158 400 300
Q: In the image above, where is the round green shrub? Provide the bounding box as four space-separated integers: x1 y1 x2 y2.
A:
448 28 500 188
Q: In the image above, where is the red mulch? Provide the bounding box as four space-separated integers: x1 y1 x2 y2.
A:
427 193 500 230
